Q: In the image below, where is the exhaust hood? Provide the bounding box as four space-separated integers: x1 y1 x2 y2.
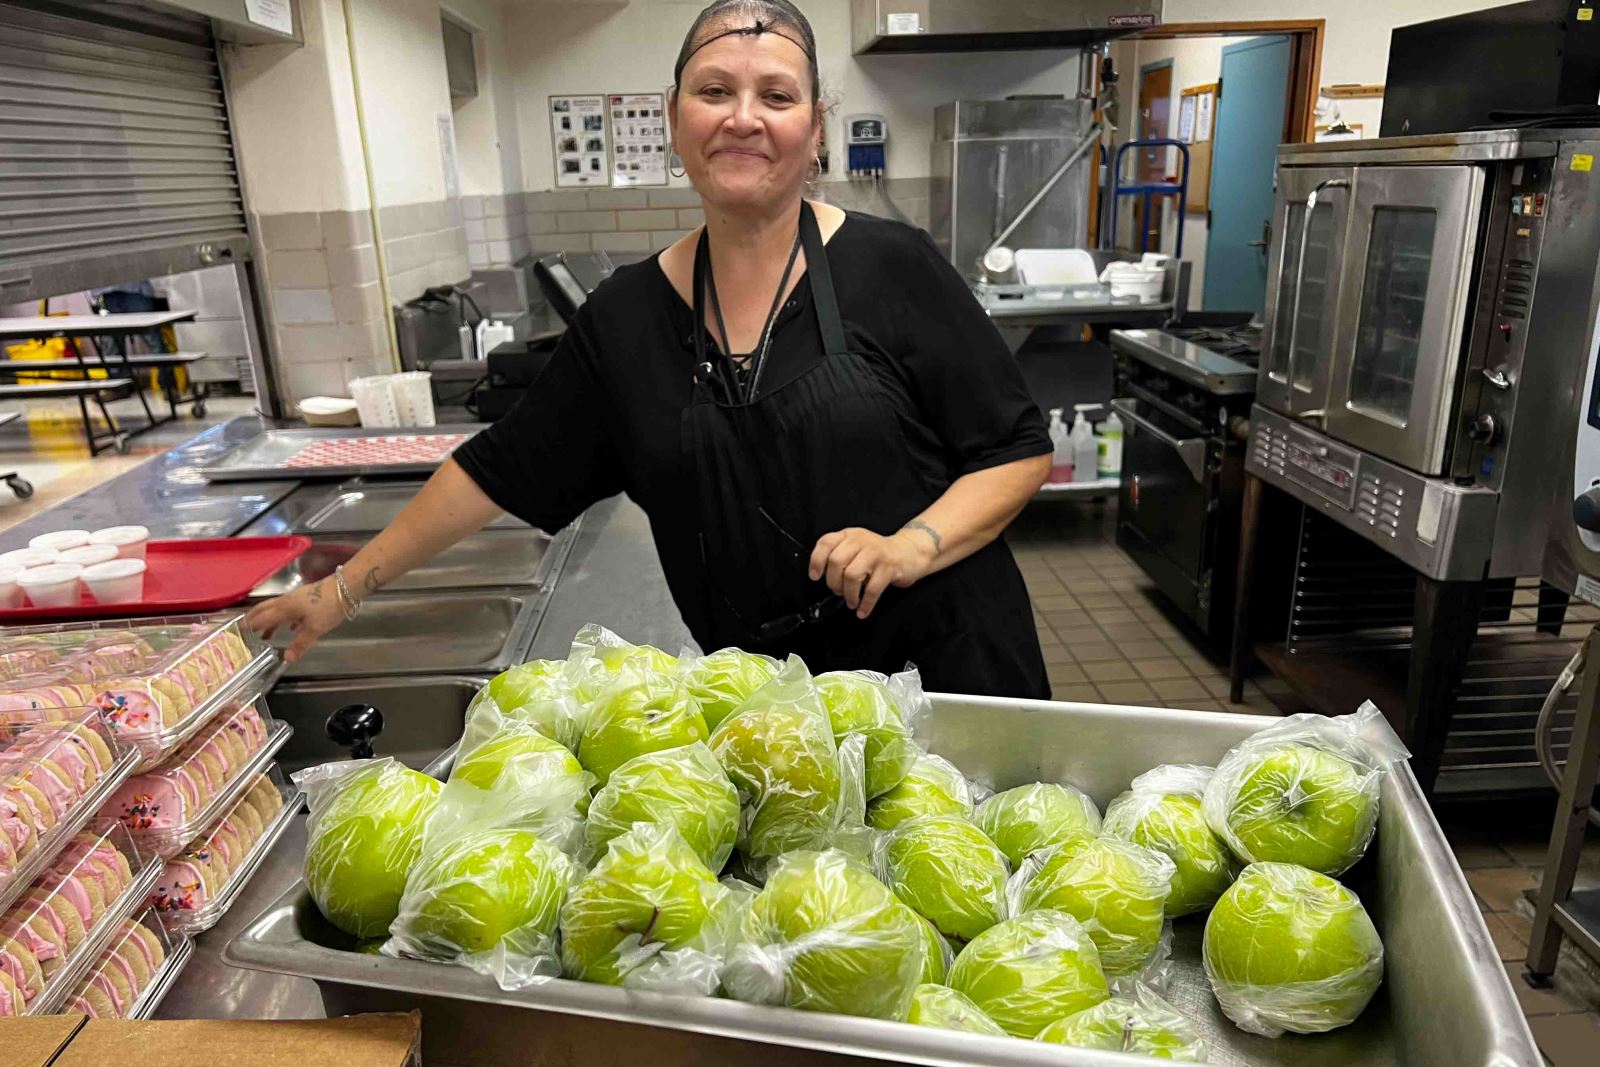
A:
852 0 1162 54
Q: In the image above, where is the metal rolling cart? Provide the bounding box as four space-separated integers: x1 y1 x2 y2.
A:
0 410 32 499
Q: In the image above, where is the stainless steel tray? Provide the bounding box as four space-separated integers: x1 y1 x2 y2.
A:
294 481 527 533
251 530 557 597
199 426 487 482
271 675 487 773
225 696 1539 1066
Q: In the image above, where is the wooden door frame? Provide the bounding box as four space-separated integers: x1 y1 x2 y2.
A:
1135 59 1174 251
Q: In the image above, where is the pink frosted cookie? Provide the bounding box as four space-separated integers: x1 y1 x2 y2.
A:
8 891 84 967
67 988 109 1018
0 648 54 683
93 685 172 737
240 779 280 825
228 705 267 751
0 968 22 1017
87 964 131 1015
38 870 101 926
2 770 63 833
211 822 244 876
49 720 114 775
15 727 99 794
103 936 147 994
106 775 186 833
152 858 212 913
0 932 43 1001
191 748 227 801
121 922 163 974
53 834 132 889
0 794 36 863
226 801 264 845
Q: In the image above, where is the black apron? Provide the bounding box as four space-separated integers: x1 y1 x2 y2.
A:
680 203 1048 698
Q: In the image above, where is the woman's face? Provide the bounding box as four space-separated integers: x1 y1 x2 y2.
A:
671 29 820 214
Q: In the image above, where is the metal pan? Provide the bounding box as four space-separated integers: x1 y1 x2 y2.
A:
224 696 1538 1066
199 426 487 482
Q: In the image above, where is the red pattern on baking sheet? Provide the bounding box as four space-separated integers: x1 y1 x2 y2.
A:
280 434 468 469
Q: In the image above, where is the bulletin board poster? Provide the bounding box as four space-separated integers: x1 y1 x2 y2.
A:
550 94 610 188
609 92 668 187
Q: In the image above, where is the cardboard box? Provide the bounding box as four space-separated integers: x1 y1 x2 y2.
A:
2 1015 86 1067
44 1012 420 1067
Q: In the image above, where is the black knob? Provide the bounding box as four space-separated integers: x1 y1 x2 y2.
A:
1467 414 1497 445
1575 489 1600 534
327 704 383 760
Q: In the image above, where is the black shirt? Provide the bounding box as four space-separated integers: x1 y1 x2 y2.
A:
454 210 1050 649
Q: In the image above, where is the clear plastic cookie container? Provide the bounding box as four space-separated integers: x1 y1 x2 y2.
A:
62 903 185 1019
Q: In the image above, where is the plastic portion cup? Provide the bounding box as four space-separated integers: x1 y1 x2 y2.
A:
82 558 147 603
58 543 120 567
28 530 91 552
0 562 21 609
89 525 150 561
19 562 84 607
0 547 58 569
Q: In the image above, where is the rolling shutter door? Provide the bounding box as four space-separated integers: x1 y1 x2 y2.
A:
0 1 250 305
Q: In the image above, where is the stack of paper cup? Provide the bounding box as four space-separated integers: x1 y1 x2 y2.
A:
391 371 436 428
349 376 400 428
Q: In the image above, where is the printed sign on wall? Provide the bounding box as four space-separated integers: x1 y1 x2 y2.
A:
550 94 610 188
609 92 668 187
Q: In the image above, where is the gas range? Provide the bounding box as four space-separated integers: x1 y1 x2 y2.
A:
1108 324 1261 397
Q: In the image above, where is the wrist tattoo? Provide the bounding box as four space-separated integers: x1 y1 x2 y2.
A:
902 520 943 555
361 567 382 596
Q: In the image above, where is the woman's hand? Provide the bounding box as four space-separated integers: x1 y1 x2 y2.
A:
244 577 349 665
808 527 938 620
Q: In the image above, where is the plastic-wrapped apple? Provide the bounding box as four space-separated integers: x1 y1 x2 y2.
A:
569 624 679 704
685 648 779 731
1015 834 1174 979
816 670 915 799
723 849 924 1020
560 823 732 994
299 759 442 938
975 782 1101 867
1037 986 1206 1060
387 828 578 982
584 742 739 870
1203 862 1384 1036
905 983 1007 1036
867 753 974 831
1103 764 1237 916
577 666 707 788
885 815 1009 943
1202 705 1406 876
709 660 840 863
912 909 951 983
947 909 1110 1038
451 721 591 815
472 659 579 750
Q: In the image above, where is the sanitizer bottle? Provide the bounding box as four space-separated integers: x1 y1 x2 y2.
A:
1071 405 1099 483
1097 407 1124 477
1048 408 1073 484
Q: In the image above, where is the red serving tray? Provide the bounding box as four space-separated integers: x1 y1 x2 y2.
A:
0 536 312 621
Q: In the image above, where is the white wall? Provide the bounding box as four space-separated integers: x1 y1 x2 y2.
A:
347 0 459 208
441 0 525 197
502 0 1083 192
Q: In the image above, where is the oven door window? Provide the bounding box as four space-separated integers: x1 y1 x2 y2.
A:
1347 206 1438 425
1268 199 1338 393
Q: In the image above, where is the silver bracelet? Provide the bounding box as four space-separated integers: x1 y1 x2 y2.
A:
332 565 362 621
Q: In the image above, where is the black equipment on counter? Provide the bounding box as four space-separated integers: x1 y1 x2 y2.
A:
534 251 648 326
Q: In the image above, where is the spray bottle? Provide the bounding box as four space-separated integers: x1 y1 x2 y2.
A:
1048 408 1073 484
1071 404 1099 483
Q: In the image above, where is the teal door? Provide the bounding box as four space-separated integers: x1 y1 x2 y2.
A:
1203 36 1291 316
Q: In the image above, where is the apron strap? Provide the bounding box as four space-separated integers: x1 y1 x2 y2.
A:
799 202 849 359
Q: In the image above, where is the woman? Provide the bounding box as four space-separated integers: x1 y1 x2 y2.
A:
248 0 1053 697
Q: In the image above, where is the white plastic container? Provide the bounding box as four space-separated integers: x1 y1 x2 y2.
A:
0 562 22 609
19 562 84 607
82 557 148 603
390 371 435 428
28 529 90 553
0 547 58 570
89 524 150 561
1099 261 1165 304
1097 408 1124 477
58 543 119 567
299 397 361 428
1047 407 1073 484
1071 405 1099 483
349 376 400 428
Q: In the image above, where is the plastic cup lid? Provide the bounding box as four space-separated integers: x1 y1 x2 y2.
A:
28 530 90 551
0 548 56 568
59 544 119 566
19 563 84 584
84 558 146 580
0 562 21 583
89 525 149 545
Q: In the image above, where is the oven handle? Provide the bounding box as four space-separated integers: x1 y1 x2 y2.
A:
1283 177 1351 421
1111 398 1208 483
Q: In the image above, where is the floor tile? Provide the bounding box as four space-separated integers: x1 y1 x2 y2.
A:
1121 639 1174 661
1201 677 1237 700
1530 1012 1600 1066
1100 622 1155 642
1452 839 1518 870
1054 626 1107 645
1097 680 1157 705
1468 867 1540 913
1051 683 1102 702
1083 660 1139 683
1484 912 1530 962
1505 962 1589 1017
1032 594 1077 611
1092 608 1138 625
1150 677 1210 701
1048 664 1089 686
1041 645 1075 666
1043 610 1090 629
1075 591 1123 608
1071 642 1124 663
1133 657 1190 681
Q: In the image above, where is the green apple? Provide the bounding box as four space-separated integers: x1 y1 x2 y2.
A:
816 671 915 799
392 828 577 970
912 911 950 984
905 983 1007 1036
560 823 731 993
1206 743 1377 875
585 742 740 870
975 783 1101 868
1036 988 1206 1060
475 659 578 750
947 909 1110 1038
709 686 840 863
1017 834 1174 978
571 626 680 704
685 648 779 731
867 754 974 831
1203 861 1384 1036
723 849 924 1020
451 726 590 815
1103 768 1237 916
577 671 708 788
304 762 442 938
885 816 1009 944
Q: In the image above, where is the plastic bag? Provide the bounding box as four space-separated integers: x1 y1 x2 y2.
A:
1036 983 1207 1060
464 659 585 753
560 822 735 995
708 657 842 866
905 983 1007 1035
567 624 680 704
1202 701 1409 876
294 758 441 939
1203 861 1385 1037
683 648 780 732
946 909 1110 1039
975 782 1102 868
575 659 708 788
912 912 952 984
721 848 925 1020
583 741 740 870
1103 764 1238 916
882 815 1008 944
867 752 976 831
1008 834 1174 981
451 703 593 818
815 668 920 799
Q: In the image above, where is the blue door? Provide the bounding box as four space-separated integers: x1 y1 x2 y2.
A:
1203 36 1291 316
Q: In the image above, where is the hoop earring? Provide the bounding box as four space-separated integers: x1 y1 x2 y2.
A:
669 153 686 179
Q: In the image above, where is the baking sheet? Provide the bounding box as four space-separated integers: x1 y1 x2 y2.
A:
199 427 487 482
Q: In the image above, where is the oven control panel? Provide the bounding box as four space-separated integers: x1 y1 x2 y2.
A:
1251 417 1358 511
